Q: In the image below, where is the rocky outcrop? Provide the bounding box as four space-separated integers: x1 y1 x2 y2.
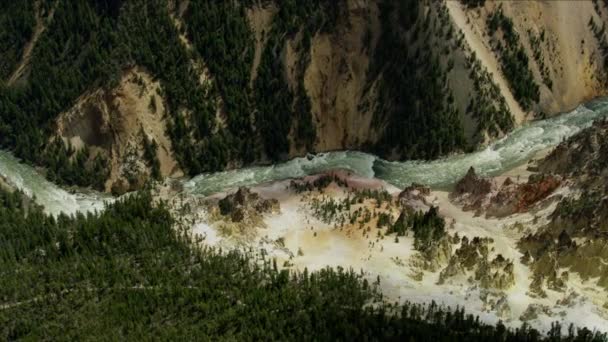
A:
205 187 281 239
217 187 280 223
539 118 608 187
450 166 561 217
453 167 494 198
450 167 495 213
486 173 561 217
398 183 431 205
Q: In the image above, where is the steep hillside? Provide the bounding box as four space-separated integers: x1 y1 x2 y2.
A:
517 116 608 302
450 0 608 118
56 67 182 193
1 0 607 192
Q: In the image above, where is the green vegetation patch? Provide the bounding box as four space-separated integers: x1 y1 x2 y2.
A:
388 207 447 253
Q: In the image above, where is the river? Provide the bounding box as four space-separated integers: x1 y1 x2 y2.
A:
184 98 608 194
1 98 608 215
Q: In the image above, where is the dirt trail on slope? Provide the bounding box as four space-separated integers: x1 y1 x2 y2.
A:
168 0 227 131
446 0 527 125
246 4 276 87
7 1 56 87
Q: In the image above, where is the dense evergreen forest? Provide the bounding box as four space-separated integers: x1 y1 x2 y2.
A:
1 187 607 340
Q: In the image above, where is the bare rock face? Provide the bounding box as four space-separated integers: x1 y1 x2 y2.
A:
514 174 561 212
400 183 431 197
487 173 561 217
539 119 608 180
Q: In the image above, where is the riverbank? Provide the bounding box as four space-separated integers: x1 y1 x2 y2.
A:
0 98 607 216
182 159 608 333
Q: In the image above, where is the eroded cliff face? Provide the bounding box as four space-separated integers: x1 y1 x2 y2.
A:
287 0 510 157
299 0 381 153
56 67 182 193
450 166 561 218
